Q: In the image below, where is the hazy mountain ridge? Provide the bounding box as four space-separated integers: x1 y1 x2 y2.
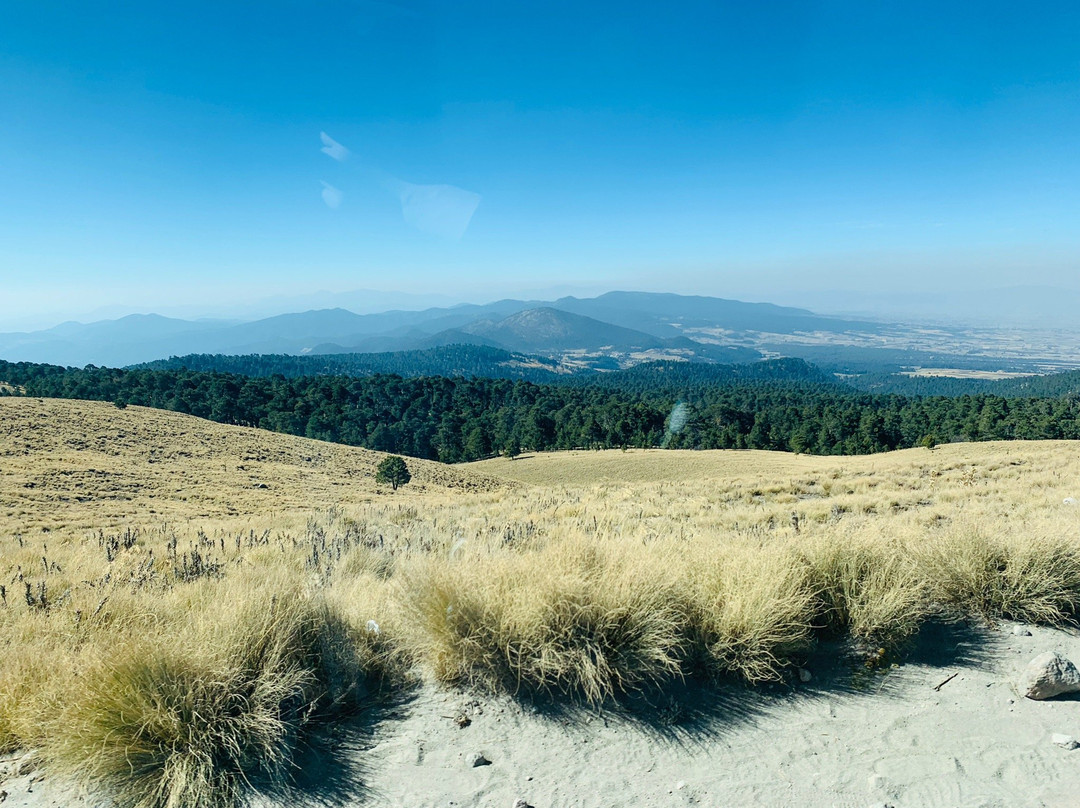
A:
550 291 874 336
462 307 673 352
0 291 850 367
3 289 1071 373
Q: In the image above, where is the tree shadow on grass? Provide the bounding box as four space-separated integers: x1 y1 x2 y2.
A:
250 684 419 808
514 618 1004 750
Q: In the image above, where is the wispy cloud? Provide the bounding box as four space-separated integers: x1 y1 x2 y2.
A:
383 177 481 240
318 131 481 239
320 181 343 209
320 131 349 161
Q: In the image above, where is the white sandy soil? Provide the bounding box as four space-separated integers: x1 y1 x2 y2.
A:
3 621 1080 808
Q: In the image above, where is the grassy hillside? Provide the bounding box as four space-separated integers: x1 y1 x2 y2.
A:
3 400 1080 807
470 441 1079 488
0 398 507 533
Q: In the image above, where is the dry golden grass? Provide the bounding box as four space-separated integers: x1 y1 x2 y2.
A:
0 397 509 534
49 587 367 808
470 442 1080 490
4 399 1080 806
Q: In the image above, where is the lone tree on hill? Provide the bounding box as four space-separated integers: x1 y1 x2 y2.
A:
376 455 411 490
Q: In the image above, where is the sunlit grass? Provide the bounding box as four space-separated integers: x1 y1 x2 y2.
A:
3 399 1080 805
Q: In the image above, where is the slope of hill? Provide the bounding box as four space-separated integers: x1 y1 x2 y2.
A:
841 367 1080 398
461 306 670 352
5 406 1080 808
139 350 803 388
8 358 1080 462
469 440 1078 487
560 356 833 391
135 345 568 382
551 290 879 336
0 398 509 533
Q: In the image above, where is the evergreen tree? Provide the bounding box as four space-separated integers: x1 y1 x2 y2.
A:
375 455 411 490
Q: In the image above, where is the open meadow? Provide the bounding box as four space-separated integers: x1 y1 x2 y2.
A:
3 397 1080 807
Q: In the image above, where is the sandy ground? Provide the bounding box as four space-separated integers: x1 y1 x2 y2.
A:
4 621 1080 808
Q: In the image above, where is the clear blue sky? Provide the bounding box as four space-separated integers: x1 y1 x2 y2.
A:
2 1 1079 325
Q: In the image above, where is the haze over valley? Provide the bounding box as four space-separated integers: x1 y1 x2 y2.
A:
4 289 1080 380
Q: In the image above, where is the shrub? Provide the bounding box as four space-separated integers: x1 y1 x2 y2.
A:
801 534 933 649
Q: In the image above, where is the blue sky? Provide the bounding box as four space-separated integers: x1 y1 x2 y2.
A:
2 1 1079 326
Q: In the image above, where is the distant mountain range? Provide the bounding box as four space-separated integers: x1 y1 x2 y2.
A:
0 291 875 368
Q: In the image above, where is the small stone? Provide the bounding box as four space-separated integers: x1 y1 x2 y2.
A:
511 800 534 808
867 773 886 790
1019 652 1080 700
798 668 812 683
470 752 492 768
1064 497 1077 505
1052 733 1079 750
675 780 686 790
1012 625 1032 636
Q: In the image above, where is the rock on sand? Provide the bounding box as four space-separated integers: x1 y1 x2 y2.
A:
1019 652 1080 700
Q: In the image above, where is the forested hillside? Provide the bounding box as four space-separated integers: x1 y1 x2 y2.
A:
137 350 828 390
4 359 1080 462
558 357 834 393
139 349 1080 400
135 345 565 383
846 369 1080 397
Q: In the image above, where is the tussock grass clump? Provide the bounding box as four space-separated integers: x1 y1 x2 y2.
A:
802 535 934 649
683 543 816 682
921 527 1080 624
0 633 67 754
47 590 381 808
398 544 685 704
